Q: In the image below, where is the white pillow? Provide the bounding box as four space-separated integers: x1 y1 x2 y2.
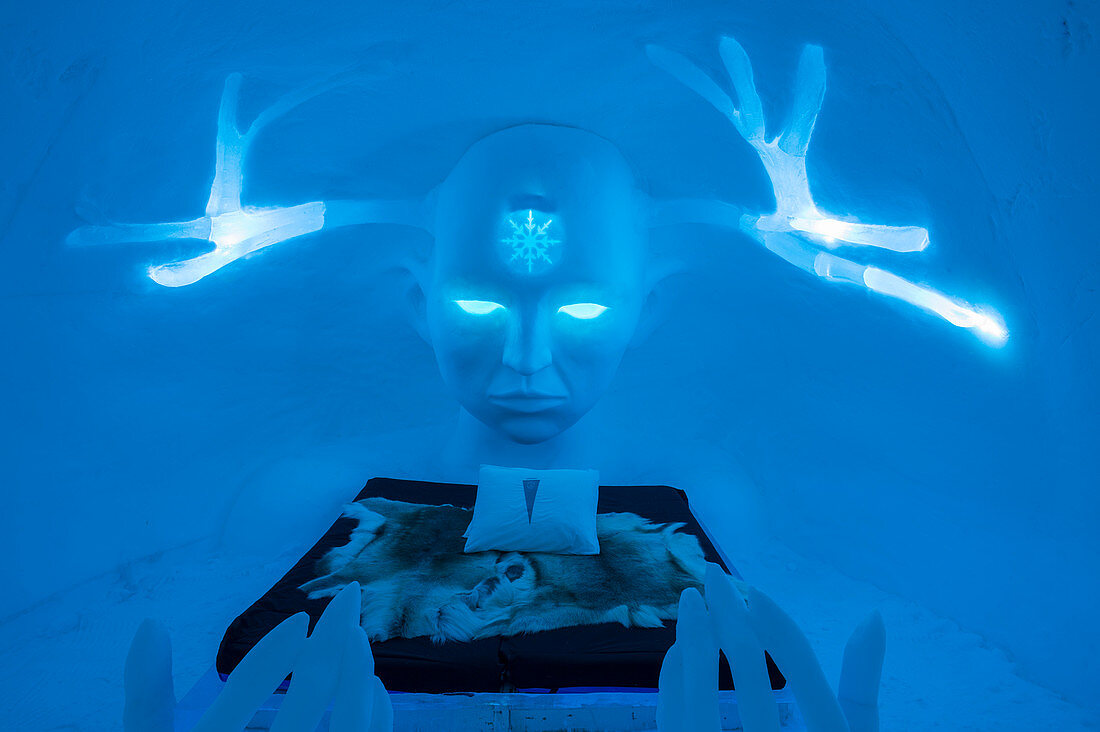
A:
463 465 600 554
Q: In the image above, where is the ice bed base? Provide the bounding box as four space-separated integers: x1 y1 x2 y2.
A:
177 666 800 731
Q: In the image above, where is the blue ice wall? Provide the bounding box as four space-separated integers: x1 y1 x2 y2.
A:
2 0 1097 713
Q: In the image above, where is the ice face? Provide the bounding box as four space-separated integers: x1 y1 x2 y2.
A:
426 124 647 444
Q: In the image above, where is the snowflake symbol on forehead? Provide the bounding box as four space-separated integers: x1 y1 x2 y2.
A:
501 210 561 274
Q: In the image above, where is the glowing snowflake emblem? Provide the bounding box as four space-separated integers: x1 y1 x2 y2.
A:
501 209 561 274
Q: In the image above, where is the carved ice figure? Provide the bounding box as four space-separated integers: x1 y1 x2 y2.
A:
68 36 1007 346
67 73 338 288
657 563 885 732
123 582 392 732
68 36 1010 451
647 38 1007 346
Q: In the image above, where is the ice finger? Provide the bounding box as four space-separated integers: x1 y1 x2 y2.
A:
704 564 780 732
123 619 174 732
646 45 741 129
746 587 849 732
269 581 363 732
838 610 886 732
678 588 721 731
368 676 393 732
330 627 375 732
657 642 685 732
191 612 309 732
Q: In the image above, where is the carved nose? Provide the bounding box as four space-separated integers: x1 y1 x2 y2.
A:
503 312 552 375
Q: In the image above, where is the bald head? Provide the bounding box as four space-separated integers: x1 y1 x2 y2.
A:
433 124 644 279
419 124 651 444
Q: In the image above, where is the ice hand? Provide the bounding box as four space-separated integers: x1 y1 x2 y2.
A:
656 563 885 732
124 582 393 732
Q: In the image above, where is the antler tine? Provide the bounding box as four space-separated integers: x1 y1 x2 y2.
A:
206 73 246 217
778 44 826 157
718 36 765 143
757 227 1007 345
244 71 352 142
645 44 739 125
207 69 356 218
648 36 1008 344
66 63 432 287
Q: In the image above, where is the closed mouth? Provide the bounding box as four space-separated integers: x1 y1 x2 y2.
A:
488 393 568 412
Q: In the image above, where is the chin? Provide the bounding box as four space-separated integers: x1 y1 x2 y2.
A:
493 412 574 445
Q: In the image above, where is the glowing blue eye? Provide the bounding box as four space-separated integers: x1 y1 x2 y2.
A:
558 303 608 320
455 299 505 315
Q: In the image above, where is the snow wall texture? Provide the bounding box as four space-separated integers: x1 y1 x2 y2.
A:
2 0 1097 713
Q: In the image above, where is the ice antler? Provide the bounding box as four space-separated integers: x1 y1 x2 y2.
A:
647 38 1008 346
657 563 885 732
68 73 424 287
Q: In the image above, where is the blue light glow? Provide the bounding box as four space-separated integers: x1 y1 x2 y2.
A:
500 209 561 275
455 299 505 315
861 267 1009 346
647 37 1009 346
65 74 341 287
558 303 608 319
789 216 929 253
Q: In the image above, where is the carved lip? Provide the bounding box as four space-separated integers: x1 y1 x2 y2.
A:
488 392 567 412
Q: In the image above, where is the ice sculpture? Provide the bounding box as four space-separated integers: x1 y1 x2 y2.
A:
123 582 392 732
66 73 422 287
646 38 1007 346
657 563 885 732
64 37 1010 451
66 36 1007 346
423 123 646 445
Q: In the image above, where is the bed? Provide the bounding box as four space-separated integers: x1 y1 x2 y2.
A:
217 477 785 697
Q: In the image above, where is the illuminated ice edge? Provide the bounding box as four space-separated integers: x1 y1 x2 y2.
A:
66 72 342 288
147 203 327 287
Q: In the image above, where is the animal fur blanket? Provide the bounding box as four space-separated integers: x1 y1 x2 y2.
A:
300 497 708 643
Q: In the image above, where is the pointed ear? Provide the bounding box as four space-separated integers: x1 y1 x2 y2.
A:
397 257 431 344
630 257 684 349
